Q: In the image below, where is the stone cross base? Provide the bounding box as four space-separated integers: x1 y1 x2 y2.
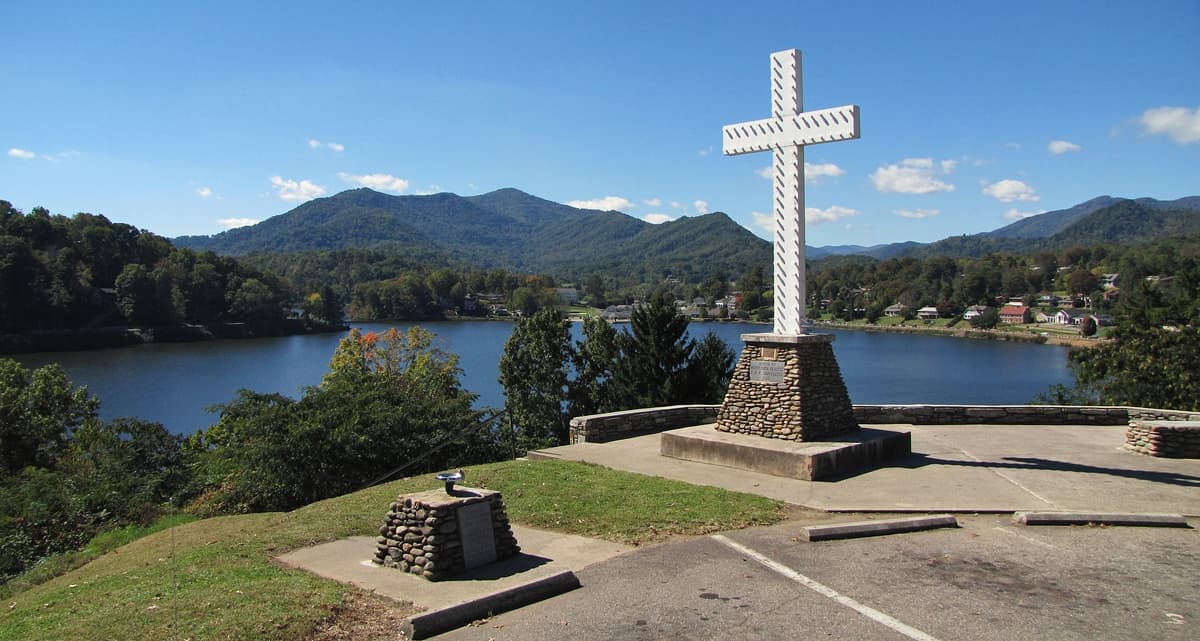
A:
716 333 858 441
373 487 519 581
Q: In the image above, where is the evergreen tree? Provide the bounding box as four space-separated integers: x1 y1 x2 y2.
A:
498 309 572 451
610 295 696 408
567 315 621 417
683 331 737 403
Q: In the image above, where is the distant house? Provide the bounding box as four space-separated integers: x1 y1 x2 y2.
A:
963 305 990 320
1035 294 1060 307
1055 309 1089 325
1034 310 1055 323
884 303 909 317
714 295 737 310
999 305 1031 324
555 288 579 305
916 306 940 320
601 305 633 322
1101 273 1120 289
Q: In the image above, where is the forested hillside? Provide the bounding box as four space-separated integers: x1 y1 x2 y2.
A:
175 188 773 283
0 201 337 351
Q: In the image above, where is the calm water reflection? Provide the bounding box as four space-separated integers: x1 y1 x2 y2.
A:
15 321 1074 434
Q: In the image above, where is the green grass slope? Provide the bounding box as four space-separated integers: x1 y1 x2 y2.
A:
1 459 781 641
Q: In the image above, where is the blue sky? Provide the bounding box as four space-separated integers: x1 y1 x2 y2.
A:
2 1 1198 247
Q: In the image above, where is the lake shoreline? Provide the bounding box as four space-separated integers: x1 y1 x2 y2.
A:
0 321 348 355
5 311 1101 358
812 320 1105 348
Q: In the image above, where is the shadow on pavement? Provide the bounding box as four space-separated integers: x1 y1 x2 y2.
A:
898 453 1200 487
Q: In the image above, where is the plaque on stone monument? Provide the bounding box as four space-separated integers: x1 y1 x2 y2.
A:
748 359 786 384
457 500 498 569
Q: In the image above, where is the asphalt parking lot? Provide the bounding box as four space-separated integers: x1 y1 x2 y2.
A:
436 514 1198 641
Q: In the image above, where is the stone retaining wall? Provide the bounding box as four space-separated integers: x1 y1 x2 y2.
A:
373 487 518 580
1125 421 1200 458
853 404 1134 425
568 404 1199 443
568 405 720 444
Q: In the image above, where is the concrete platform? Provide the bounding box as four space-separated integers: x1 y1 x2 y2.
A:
276 525 631 638
530 424 1200 515
660 424 911 480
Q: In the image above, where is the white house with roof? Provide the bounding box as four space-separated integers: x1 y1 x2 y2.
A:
917 306 940 320
963 305 990 320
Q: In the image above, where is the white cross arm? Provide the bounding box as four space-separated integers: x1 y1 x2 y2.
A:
723 104 860 156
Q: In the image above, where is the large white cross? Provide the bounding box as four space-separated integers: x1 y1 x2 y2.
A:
724 49 859 335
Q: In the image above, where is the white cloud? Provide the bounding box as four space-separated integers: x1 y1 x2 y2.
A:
982 179 1039 203
806 205 858 224
567 195 633 211
805 161 846 183
758 162 847 183
308 138 345 152
42 150 80 162
1138 106 1200 144
669 201 683 210
1048 140 1082 154
870 157 955 194
644 213 675 224
698 146 713 157
216 217 260 229
8 148 36 159
643 198 662 207
1003 208 1046 221
693 199 710 214
339 172 409 193
751 211 773 233
196 186 213 198
895 208 940 219
269 176 326 202
415 185 444 196
940 159 957 174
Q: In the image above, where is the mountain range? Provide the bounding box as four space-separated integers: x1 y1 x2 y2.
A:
174 189 1200 278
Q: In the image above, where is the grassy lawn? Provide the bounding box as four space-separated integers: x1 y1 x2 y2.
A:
1 459 782 641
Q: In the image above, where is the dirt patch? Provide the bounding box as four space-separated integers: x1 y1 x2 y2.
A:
305 589 422 641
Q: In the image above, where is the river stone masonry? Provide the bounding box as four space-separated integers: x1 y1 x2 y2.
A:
372 487 518 581
716 333 858 441
1125 421 1200 458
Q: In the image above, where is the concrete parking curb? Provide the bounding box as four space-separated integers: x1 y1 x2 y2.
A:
1013 512 1191 528
800 514 959 541
401 569 581 639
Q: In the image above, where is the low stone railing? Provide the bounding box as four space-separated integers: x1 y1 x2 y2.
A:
568 405 720 444
567 404 1200 444
1125 421 1200 458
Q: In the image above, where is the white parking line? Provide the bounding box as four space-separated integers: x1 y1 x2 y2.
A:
712 535 943 641
991 525 1059 550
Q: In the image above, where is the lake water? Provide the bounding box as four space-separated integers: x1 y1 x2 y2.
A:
14 321 1075 435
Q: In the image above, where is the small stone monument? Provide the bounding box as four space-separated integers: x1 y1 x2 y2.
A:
661 49 909 479
373 470 519 580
